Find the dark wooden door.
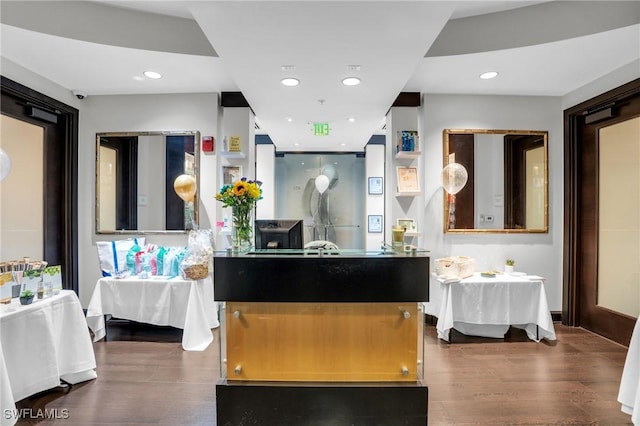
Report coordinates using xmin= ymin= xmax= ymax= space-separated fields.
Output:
xmin=565 ymin=79 xmax=640 ymax=346
xmin=504 ymin=134 xmax=544 ymax=229
xmin=1 ymin=77 xmax=78 ymax=292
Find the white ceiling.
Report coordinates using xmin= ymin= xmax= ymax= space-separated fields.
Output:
xmin=1 ymin=1 xmax=639 ymax=151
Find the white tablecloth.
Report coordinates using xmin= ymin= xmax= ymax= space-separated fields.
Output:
xmin=86 ymin=276 xmax=219 ymax=351
xmin=436 ymin=273 xmax=556 ymax=342
xmin=619 ymin=317 xmax=640 ymax=425
xmin=0 ymin=290 xmax=97 ymax=426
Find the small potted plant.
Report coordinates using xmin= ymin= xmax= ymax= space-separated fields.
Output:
xmin=505 ymin=259 xmax=515 ymax=274
xmin=19 ymin=289 xmax=34 ymax=305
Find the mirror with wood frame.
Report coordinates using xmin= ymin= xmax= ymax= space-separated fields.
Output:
xmin=443 ymin=129 xmax=548 ymax=233
xmin=95 ymin=131 xmax=200 ymax=234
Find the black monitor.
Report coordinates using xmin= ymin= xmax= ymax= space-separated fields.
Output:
xmin=255 ymin=219 xmax=304 ymax=250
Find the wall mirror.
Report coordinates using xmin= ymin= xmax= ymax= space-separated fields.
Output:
xmin=443 ymin=129 xmax=548 ymax=233
xmin=96 ymin=131 xmax=200 ymax=234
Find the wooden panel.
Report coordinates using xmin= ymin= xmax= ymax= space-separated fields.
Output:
xmin=225 ymin=302 xmax=419 ymax=382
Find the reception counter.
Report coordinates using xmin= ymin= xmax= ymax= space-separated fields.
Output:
xmin=214 ymin=250 xmax=430 ymax=425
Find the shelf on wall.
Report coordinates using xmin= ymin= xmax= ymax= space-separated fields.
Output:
xmin=404 ymin=231 xmax=421 ymax=237
xmin=220 ymin=151 xmax=245 ymax=159
xmin=395 ymin=191 xmax=422 ymax=197
xmin=395 ymin=151 xmax=421 ymax=160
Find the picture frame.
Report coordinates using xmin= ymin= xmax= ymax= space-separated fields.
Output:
xmin=368 ymin=215 xmax=383 ymax=233
xmin=222 ymin=165 xmax=242 ymax=185
xmin=396 ymin=167 xmax=420 ymax=193
xmin=397 ymin=218 xmax=417 ymax=232
xmin=368 ymin=177 xmax=383 ymax=195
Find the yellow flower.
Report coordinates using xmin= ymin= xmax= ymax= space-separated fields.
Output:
xmin=233 ymin=181 xmax=247 ymax=196
xmin=216 ymin=177 xmax=263 ymax=208
xmin=247 ymin=183 xmax=261 ymax=199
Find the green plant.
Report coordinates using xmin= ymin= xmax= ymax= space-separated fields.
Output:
xmin=506 ymin=259 xmax=515 ymax=266
xmin=20 ymin=289 xmax=34 ymax=298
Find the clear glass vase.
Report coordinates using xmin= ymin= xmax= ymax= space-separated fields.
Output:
xmin=232 ymin=204 xmax=254 ymax=252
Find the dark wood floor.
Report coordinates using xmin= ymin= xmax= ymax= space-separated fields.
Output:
xmin=16 ymin=323 xmax=633 ymax=425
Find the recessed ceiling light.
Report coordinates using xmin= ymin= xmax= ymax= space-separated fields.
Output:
xmin=281 ymin=77 xmax=300 ymax=87
xmin=286 ymin=117 xmax=293 ymax=122
xmin=479 ymin=71 xmax=498 ymax=80
xmin=342 ymin=77 xmax=361 ymax=86
xmin=294 ymin=142 xmax=300 ymax=146
xmin=347 ymin=117 xmax=356 ymax=122
xmin=340 ymin=143 xmax=346 ymax=146
xmin=143 ymin=71 xmax=162 ymax=79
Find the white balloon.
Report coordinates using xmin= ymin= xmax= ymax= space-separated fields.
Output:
xmin=440 ymin=163 xmax=468 ymax=195
xmin=0 ymin=148 xmax=11 ymax=182
xmin=315 ymin=174 xmax=330 ymax=194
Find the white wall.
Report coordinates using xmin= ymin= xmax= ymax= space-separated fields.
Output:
xmin=136 ymin=135 xmax=166 ymax=230
xmin=420 ymin=94 xmax=564 ymax=314
xmin=365 ymin=143 xmax=385 ymax=250
xmin=4 ymin=55 xmax=638 ymax=313
xmin=79 ymin=94 xmax=219 ymax=305
xmin=563 ymin=59 xmax=640 ymax=109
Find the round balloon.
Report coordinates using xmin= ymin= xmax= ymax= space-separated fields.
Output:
xmin=314 ymin=174 xmax=330 ymax=194
xmin=440 ymin=163 xmax=468 ymax=195
xmin=173 ymin=174 xmax=197 ymax=202
xmin=0 ymin=148 xmax=11 ymax=182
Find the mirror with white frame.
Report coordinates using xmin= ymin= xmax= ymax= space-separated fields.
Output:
xmin=95 ymin=131 xmax=200 ymax=234
xmin=443 ymin=129 xmax=548 ymax=233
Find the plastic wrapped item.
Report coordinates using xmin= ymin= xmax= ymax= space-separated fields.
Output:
xmin=180 ymin=229 xmax=214 ymax=280
xmin=96 ymin=238 xmax=145 ymax=277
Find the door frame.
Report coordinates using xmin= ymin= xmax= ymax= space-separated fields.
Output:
xmin=563 ymin=78 xmax=640 ymax=331
xmin=1 ymin=76 xmax=79 ymax=293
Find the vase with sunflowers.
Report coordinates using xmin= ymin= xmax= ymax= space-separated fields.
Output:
xmin=215 ymin=177 xmax=262 ymax=251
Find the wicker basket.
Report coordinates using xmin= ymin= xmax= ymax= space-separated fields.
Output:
xmin=181 ymin=263 xmax=209 ymax=280
xmin=434 ymin=256 xmax=475 ymax=278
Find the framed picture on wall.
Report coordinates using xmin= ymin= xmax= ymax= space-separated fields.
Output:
xmin=222 ymin=165 xmax=242 ymax=185
xmin=396 ymin=167 xmax=420 ymax=193
xmin=368 ymin=177 xmax=383 ymax=195
xmin=368 ymin=215 xmax=383 ymax=233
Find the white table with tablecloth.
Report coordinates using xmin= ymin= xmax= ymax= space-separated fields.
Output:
xmin=0 ymin=290 xmax=97 ymax=426
xmin=619 ymin=316 xmax=640 ymax=425
xmin=436 ymin=272 xmax=556 ymax=342
xmin=86 ymin=275 xmax=219 ymax=351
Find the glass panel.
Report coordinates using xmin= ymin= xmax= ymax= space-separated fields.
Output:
xmin=525 ymin=146 xmax=545 ymax=229
xmin=597 ymin=117 xmax=640 ymax=317
xmin=99 ymin=146 xmax=117 ymax=231
xmin=0 ymin=115 xmax=44 ymax=260
xmin=219 ymin=302 xmax=227 ymax=379
xmin=223 ymin=302 xmax=419 ymax=382
xmin=275 ymin=153 xmax=365 ymax=249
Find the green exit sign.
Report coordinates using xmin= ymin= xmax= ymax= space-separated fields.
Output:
xmin=313 ymin=122 xmax=330 ymax=136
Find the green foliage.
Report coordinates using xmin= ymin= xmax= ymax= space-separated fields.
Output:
xmin=20 ymin=289 xmax=34 ymax=297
